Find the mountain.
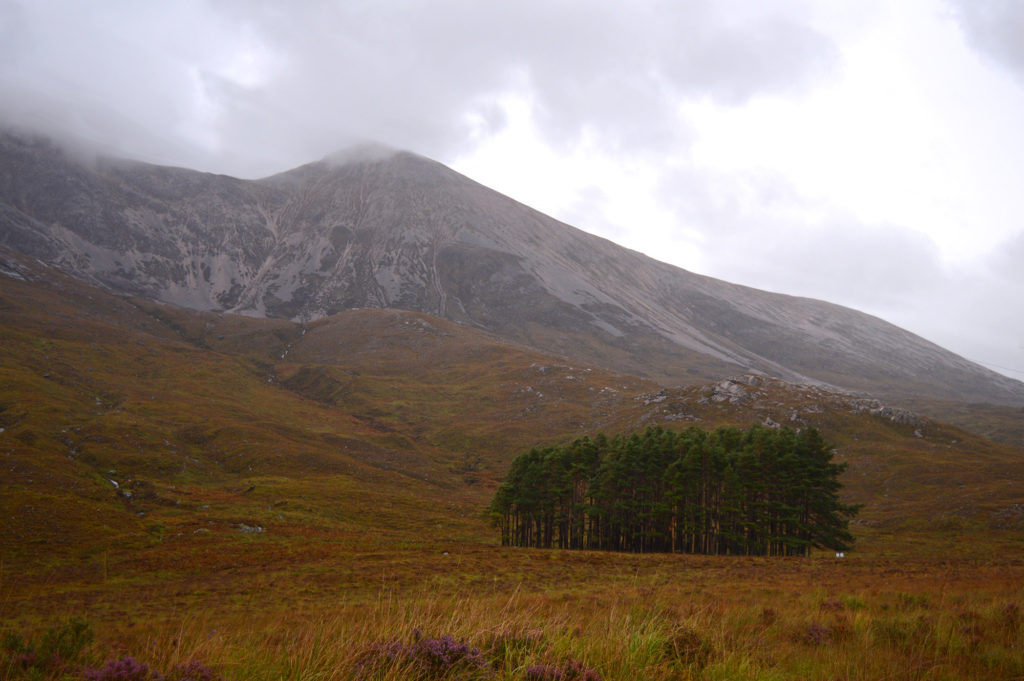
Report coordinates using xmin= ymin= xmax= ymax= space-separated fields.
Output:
xmin=2 ymin=129 xmax=1022 ymax=405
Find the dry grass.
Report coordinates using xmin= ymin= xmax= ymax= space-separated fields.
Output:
xmin=3 ymin=549 xmax=1023 ymax=680
xmin=2 ymin=256 xmax=1024 ymax=679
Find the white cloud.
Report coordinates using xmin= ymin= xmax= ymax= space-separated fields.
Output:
xmin=945 ymin=0 xmax=1024 ymax=84
xmin=0 ymin=0 xmax=843 ymax=176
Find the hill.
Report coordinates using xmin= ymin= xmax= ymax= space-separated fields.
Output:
xmin=3 ymin=248 xmax=1022 ymax=571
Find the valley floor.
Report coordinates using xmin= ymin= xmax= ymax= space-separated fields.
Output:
xmin=3 ymin=536 xmax=1023 ymax=681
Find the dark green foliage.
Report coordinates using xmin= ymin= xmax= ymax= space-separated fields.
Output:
xmin=490 ymin=425 xmax=859 ymax=555
xmin=2 ymin=617 xmax=93 ymax=678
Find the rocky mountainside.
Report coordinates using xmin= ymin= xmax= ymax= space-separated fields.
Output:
xmin=2 ymin=129 xmax=1023 ymax=404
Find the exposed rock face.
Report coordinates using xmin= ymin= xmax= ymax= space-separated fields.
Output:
xmin=2 ymin=129 xmax=1023 ymax=404
xmin=708 ymin=379 xmax=752 ymax=404
xmin=848 ymin=399 xmax=925 ymax=427
xmin=637 ymin=374 xmax=933 ymax=432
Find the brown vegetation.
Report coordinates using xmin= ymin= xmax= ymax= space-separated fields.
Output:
xmin=2 ymin=255 xmax=1023 ymax=679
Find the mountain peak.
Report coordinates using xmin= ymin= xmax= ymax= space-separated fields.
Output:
xmin=322 ymin=141 xmax=402 ymax=167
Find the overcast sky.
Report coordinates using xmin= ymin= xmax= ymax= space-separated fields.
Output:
xmin=1 ymin=0 xmax=1022 ymax=380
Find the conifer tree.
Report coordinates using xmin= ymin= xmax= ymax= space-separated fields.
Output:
xmin=489 ymin=425 xmax=860 ymax=556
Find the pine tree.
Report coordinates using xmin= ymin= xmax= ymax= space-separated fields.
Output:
xmin=491 ymin=424 xmax=859 ymax=555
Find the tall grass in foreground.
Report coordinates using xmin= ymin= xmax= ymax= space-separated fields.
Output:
xmin=3 ymin=587 xmax=1022 ymax=680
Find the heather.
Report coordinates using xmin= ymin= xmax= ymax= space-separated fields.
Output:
xmin=3 ymin=553 xmax=1023 ymax=681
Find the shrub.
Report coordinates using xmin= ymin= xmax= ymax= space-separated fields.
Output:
xmin=840 ymin=595 xmax=867 ymax=611
xmin=797 ymin=622 xmax=833 ymax=647
xmin=354 ymin=630 xmax=492 ymax=681
xmin=523 ymin=659 xmax=602 ymax=681
xmin=479 ymin=627 xmax=545 ymax=669
xmin=895 ymin=593 xmax=930 ymax=610
xmin=663 ymin=626 xmax=714 ymax=668
xmin=819 ymin=599 xmax=844 ymax=612
xmin=79 ymin=657 xmax=224 ymax=681
xmin=82 ymin=656 xmax=163 ymax=681
xmin=167 ymin=660 xmax=225 ymax=681
xmin=1000 ymin=602 xmax=1020 ymax=630
xmin=40 ymin=617 xmax=94 ymax=663
xmin=870 ymin=615 xmax=933 ymax=648
xmin=2 ymin=617 xmax=93 ymax=678
xmin=957 ymin=622 xmax=983 ymax=650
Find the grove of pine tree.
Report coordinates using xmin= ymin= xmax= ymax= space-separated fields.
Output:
xmin=489 ymin=425 xmax=860 ymax=556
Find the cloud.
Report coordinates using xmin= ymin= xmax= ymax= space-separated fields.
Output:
xmin=0 ymin=0 xmax=277 ymax=168
xmin=649 ymin=161 xmax=1024 ymax=374
xmin=667 ymin=175 xmax=948 ymax=310
xmin=0 ymin=1 xmax=29 ymax=66
xmin=895 ymin=233 xmax=1024 ymax=374
xmin=946 ymin=0 xmax=1024 ymax=84
xmin=985 ymin=232 xmax=1024 ymax=353
xmin=0 ymin=0 xmax=840 ymax=176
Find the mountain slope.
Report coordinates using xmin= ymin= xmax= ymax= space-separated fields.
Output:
xmin=1 ymin=129 xmax=1022 ymax=404
xmin=2 ymin=250 xmax=1023 ymax=568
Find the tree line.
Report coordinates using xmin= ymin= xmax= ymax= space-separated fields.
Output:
xmin=489 ymin=425 xmax=860 ymax=556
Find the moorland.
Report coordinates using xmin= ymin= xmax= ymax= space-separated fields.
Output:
xmin=2 ymin=251 xmax=1023 ymax=680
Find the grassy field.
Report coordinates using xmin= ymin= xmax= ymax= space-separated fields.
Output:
xmin=4 ymin=538 xmax=1024 ymax=680
xmin=2 ymin=256 xmax=1023 ymax=679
